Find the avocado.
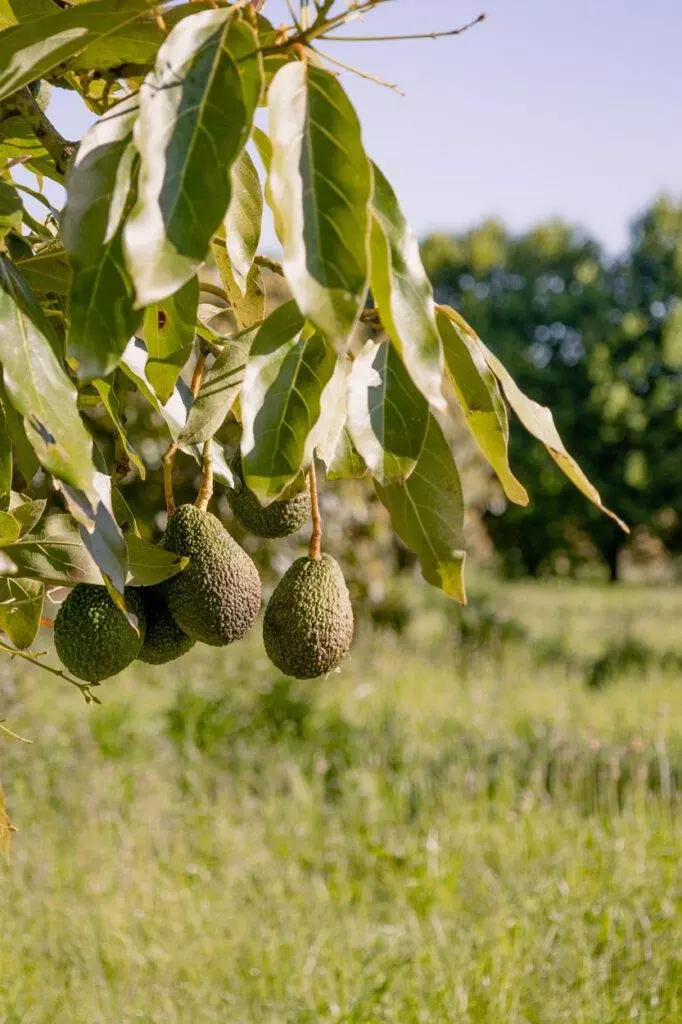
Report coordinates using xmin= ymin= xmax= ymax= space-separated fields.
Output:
xmin=136 ymin=585 xmax=195 ymax=665
xmin=225 ymin=452 xmax=311 ymax=539
xmin=54 ymin=584 xmax=145 ymax=683
xmin=263 ymin=554 xmax=353 ymax=679
xmin=161 ymin=504 xmax=261 ymax=646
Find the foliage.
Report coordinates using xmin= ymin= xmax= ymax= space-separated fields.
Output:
xmin=0 ymin=0 xmax=623 ymax=682
xmin=423 ymin=199 xmax=682 ymax=579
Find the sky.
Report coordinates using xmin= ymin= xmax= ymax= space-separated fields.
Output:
xmin=48 ymin=0 xmax=682 ymax=254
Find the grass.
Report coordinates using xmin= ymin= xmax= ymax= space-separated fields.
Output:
xmin=1 ymin=578 xmax=682 ymax=1022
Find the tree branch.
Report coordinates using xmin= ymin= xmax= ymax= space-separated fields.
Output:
xmin=0 ymin=87 xmax=76 ymax=177
xmin=326 ymin=12 xmax=486 ymax=43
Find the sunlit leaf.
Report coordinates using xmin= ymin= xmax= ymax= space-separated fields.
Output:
xmin=241 ymin=301 xmax=336 ymax=501
xmin=0 ymin=576 xmax=43 ymax=649
xmin=267 ymin=62 xmax=371 ymax=349
xmin=370 ymin=163 xmax=445 ymax=409
xmin=9 ymin=493 xmax=46 ymax=537
xmin=125 ymin=534 xmax=188 ymax=587
xmin=0 ymin=510 xmax=19 ymax=545
xmin=92 ymin=376 xmax=145 ymax=479
xmin=440 ymin=306 xmax=628 ymax=531
xmin=0 ymin=513 xmax=101 ymax=586
xmin=212 ymin=242 xmax=265 ymax=330
xmin=181 ymin=337 xmax=251 ymax=446
xmin=376 ymin=414 xmax=467 ymax=603
xmin=124 ymin=8 xmax=263 ymax=304
xmin=326 ymin=427 xmax=367 ymax=481
xmin=225 ymin=149 xmax=262 ymax=296
xmin=62 ymin=93 xmax=140 ymax=380
xmin=76 ymin=462 xmax=128 ymax=599
xmin=437 ymin=307 xmax=528 ymax=506
xmin=347 ymin=338 xmax=428 ymax=485
xmin=143 ymin=276 xmax=198 ymax=403
xmin=0 ymin=257 xmax=98 ymax=517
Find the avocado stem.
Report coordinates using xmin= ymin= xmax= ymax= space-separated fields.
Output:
xmin=195 ymin=440 xmax=214 ymax=512
xmin=308 ymin=461 xmax=322 ymax=561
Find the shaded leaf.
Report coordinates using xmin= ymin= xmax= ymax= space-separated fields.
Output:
xmin=0 ymin=378 xmax=38 ymax=484
xmin=0 ymin=0 xmax=153 ymax=103
xmin=0 ymin=257 xmax=98 ymax=517
xmin=347 ymin=338 xmax=428 ymax=485
xmin=0 ymin=510 xmax=19 ymax=545
xmin=0 ymin=180 xmax=21 ymax=238
xmin=77 ymin=462 xmax=128 ymax=599
xmin=0 ymin=513 xmax=101 ymax=586
xmin=241 ymin=301 xmax=336 ymax=501
xmin=370 ymin=163 xmax=445 ymax=409
xmin=225 ymin=149 xmax=262 ymax=296
xmin=326 ymin=427 xmax=367 ymax=481
xmin=92 ymin=376 xmax=145 ymax=479
xmin=212 ymin=243 xmax=265 ymax=330
xmin=267 ymin=62 xmax=371 ymax=349
xmin=125 ymin=534 xmax=188 ymax=586
xmin=0 ymin=576 xmax=42 ymax=649
xmin=0 ymin=392 xmax=12 ymax=511
xmin=62 ymin=93 xmax=141 ymax=380
xmin=376 ymin=414 xmax=467 ymax=603
xmin=112 ymin=485 xmax=140 ymax=537
xmin=181 ymin=338 xmax=251 ymax=446
xmin=143 ymin=276 xmax=198 ymax=403
xmin=124 ymin=9 xmax=263 ymax=304
xmin=9 ymin=493 xmax=45 ymax=536
xmin=14 ymin=249 xmax=71 ymax=295
xmin=437 ymin=307 xmax=528 ymax=506
xmin=442 ymin=306 xmax=628 ymax=531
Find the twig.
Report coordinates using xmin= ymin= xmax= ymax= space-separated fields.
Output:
xmin=0 ymin=87 xmax=76 ymax=176
xmin=0 ymin=720 xmax=32 ymax=744
xmin=199 ymin=280 xmax=230 ymax=303
xmin=0 ymin=640 xmax=100 ymax=704
xmin=255 ymin=255 xmax=284 ymax=276
xmin=325 ymin=12 xmax=486 ymax=43
xmin=313 ymin=47 xmax=404 ymax=93
xmin=308 ymin=460 xmax=322 ymax=561
xmin=195 ymin=441 xmax=214 ymax=512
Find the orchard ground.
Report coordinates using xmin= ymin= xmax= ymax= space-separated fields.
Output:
xmin=1 ymin=578 xmax=682 ymax=1023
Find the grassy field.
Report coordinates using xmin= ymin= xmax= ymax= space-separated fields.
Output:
xmin=1 ymin=579 xmax=682 ymax=1023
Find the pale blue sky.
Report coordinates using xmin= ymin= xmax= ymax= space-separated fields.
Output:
xmin=48 ymin=0 xmax=681 ymax=253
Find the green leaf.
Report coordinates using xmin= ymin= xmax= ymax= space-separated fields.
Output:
xmin=0 ymin=392 xmax=12 ymax=511
xmin=0 ymin=576 xmax=43 ymax=649
xmin=267 ymin=62 xmax=372 ymax=349
xmin=0 ymin=0 xmax=57 ymax=30
xmin=370 ymin=164 xmax=445 ymax=409
xmin=212 ymin=242 xmax=265 ymax=330
xmin=62 ymin=93 xmax=141 ymax=380
xmin=376 ymin=414 xmax=467 ymax=603
xmin=119 ymin=337 xmax=234 ymax=486
xmin=0 ymin=257 xmax=98 ymax=517
xmin=14 ymin=249 xmax=71 ymax=295
xmin=306 ymin=355 xmax=348 ymax=466
xmin=143 ymin=276 xmax=198 ymax=403
xmin=0 ymin=378 xmax=37 ymax=484
xmin=347 ymin=338 xmax=429 ymax=485
xmin=0 ymin=513 xmax=101 ymax=586
xmin=225 ymin=149 xmax=262 ymax=296
xmin=124 ymin=9 xmax=263 ymax=304
xmin=73 ymin=457 xmax=128 ymax=598
xmin=0 ymin=0 xmax=153 ymax=103
xmin=112 ymin=485 xmax=140 ymax=537
xmin=92 ymin=376 xmax=145 ymax=479
xmin=180 ymin=337 xmax=251 ymax=446
xmin=326 ymin=428 xmax=367 ymax=481
xmin=436 ymin=307 xmax=529 ymax=506
xmin=9 ymin=493 xmax=46 ymax=537
xmin=443 ymin=306 xmax=628 ymax=531
xmin=0 ymin=510 xmax=19 ymax=545
xmin=0 ymin=180 xmax=21 ymax=239
xmin=125 ymin=534 xmax=188 ymax=587
xmin=241 ymin=301 xmax=336 ymax=501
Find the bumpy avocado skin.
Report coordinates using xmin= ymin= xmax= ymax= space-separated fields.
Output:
xmin=226 ymin=453 xmax=310 ymax=539
xmin=54 ymin=584 xmax=146 ymax=683
xmin=161 ymin=504 xmax=261 ymax=646
xmin=263 ymin=554 xmax=354 ymax=679
xmin=136 ymin=586 xmax=195 ymax=665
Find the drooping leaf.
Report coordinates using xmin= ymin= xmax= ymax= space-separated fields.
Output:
xmin=124 ymin=8 xmax=263 ymax=304
xmin=119 ymin=336 xmax=234 ymax=486
xmin=112 ymin=485 xmax=140 ymax=537
xmin=0 ymin=0 xmax=153 ymax=103
xmin=0 ymin=510 xmax=19 ymax=545
xmin=212 ymin=243 xmax=265 ymax=330
xmin=0 ymin=257 xmax=98 ymax=517
xmin=0 ymin=378 xmax=38 ymax=485
xmin=370 ymin=163 xmax=445 ymax=409
xmin=125 ymin=534 xmax=188 ymax=587
xmin=267 ymin=62 xmax=372 ymax=349
xmin=0 ymin=576 xmax=43 ymax=649
xmin=0 ymin=393 xmax=12 ymax=511
xmin=62 ymin=93 xmax=141 ymax=380
xmin=0 ymin=180 xmax=22 ymax=239
xmin=143 ymin=276 xmax=198 ymax=403
xmin=376 ymin=414 xmax=467 ymax=603
xmin=181 ymin=337 xmax=251 ymax=446
xmin=306 ymin=355 xmax=348 ymax=467
xmin=0 ymin=513 xmax=101 ymax=586
xmin=241 ymin=301 xmax=337 ymax=501
xmin=91 ymin=376 xmax=145 ymax=479
xmin=437 ymin=307 xmax=529 ymax=506
xmin=225 ymin=149 xmax=262 ymax=296
xmin=347 ymin=338 xmax=429 ymax=485
xmin=9 ymin=493 xmax=46 ymax=537
xmin=440 ymin=306 xmax=628 ymax=530
xmin=77 ymin=463 xmax=128 ymax=599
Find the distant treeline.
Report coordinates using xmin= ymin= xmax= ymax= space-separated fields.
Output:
xmin=421 ymin=195 xmax=682 ymax=580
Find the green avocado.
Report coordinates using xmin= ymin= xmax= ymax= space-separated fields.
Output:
xmin=225 ymin=452 xmax=311 ymax=539
xmin=136 ymin=586 xmax=195 ymax=665
xmin=161 ymin=504 xmax=261 ymax=646
xmin=54 ymin=584 xmax=145 ymax=683
xmin=263 ymin=554 xmax=354 ymax=679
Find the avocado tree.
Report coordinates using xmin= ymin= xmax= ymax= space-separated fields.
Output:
xmin=0 ymin=0 xmax=627 ymax=708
